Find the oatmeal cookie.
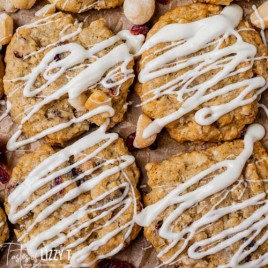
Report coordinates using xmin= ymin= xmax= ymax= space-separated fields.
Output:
xmin=48 ymin=0 xmax=124 ymax=13
xmin=4 ymin=129 xmax=141 ymax=267
xmin=136 ymin=3 xmax=267 ymax=144
xmin=138 ymin=124 xmax=268 ymax=267
xmin=4 ymin=12 xmax=135 ymax=149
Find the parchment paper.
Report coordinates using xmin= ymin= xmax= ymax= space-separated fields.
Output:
xmin=0 ymin=0 xmax=267 ymax=267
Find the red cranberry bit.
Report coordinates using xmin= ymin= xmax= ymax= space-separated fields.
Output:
xmin=71 ymin=167 xmax=82 ymax=177
xmin=106 ymin=80 xmax=119 ymax=97
xmin=125 ymin=132 xmax=136 ymax=152
xmin=108 ymin=87 xmax=118 ymax=97
xmin=130 ymin=24 xmax=150 ymax=37
xmin=243 ymin=255 xmax=251 ymax=263
xmin=53 ymin=176 xmax=64 ymax=194
xmin=248 ymin=240 xmax=256 ymax=248
xmin=13 ymin=51 xmax=23 ymax=59
xmin=76 ymin=178 xmax=85 ymax=187
xmin=55 ymin=176 xmax=63 ymax=185
xmin=54 ymin=54 xmax=62 ymax=62
xmin=0 ymin=164 xmax=10 ymax=184
xmin=156 ymin=0 xmax=171 ymax=5
xmin=155 ymin=220 xmax=163 ymax=231
xmin=72 ymin=167 xmax=84 ymax=187
xmin=99 ymin=259 xmax=133 ymax=268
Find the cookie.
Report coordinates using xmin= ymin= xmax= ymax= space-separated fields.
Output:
xmin=0 ymin=207 xmax=9 ymax=245
xmin=136 ymin=124 xmax=268 ymax=267
xmin=4 ymin=12 xmax=137 ymax=151
xmin=48 ymin=0 xmax=124 ymax=13
xmin=136 ymin=4 xmax=267 ymax=144
xmin=5 ymin=125 xmax=141 ymax=267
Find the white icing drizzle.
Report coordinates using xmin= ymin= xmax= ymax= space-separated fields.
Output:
xmin=7 ymin=121 xmax=138 ymax=267
xmin=6 ymin=14 xmax=144 ymax=151
xmin=137 ymin=5 xmax=267 ymax=140
xmin=252 ymin=5 xmax=267 ymax=47
xmin=135 ymin=123 xmax=268 ymax=267
xmin=117 ymin=30 xmax=145 ymax=54
xmin=0 ymin=100 xmax=11 ymax=122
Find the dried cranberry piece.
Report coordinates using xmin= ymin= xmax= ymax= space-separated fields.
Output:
xmin=71 ymin=168 xmax=85 ymax=186
xmin=155 ymin=220 xmax=163 ymax=231
xmin=242 ymin=238 xmax=256 ymax=249
xmin=53 ymin=176 xmax=64 ymax=194
xmin=99 ymin=259 xmax=133 ymax=268
xmin=131 ymin=24 xmax=150 ymax=37
xmin=108 ymin=87 xmax=118 ymax=97
xmin=54 ymin=54 xmax=61 ymax=61
xmin=0 ymin=164 xmax=10 ymax=184
xmin=55 ymin=176 xmax=63 ymax=185
xmin=243 ymin=255 xmax=251 ymax=263
xmin=72 ymin=168 xmax=82 ymax=177
xmin=248 ymin=240 xmax=256 ymax=248
xmin=156 ymin=0 xmax=171 ymax=5
xmin=106 ymin=79 xmax=119 ymax=96
xmin=76 ymin=178 xmax=85 ymax=187
xmin=13 ymin=51 xmax=23 ymax=59
xmin=125 ymin=132 xmax=136 ymax=152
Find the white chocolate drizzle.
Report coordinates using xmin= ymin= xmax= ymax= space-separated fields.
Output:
xmin=0 ymin=100 xmax=11 ymax=122
xmin=7 ymin=121 xmax=138 ymax=267
xmin=135 ymin=123 xmax=268 ymax=267
xmin=137 ymin=5 xmax=267 ymax=140
xmin=5 ymin=13 xmax=144 ymax=151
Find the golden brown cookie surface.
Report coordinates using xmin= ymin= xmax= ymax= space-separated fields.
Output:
xmin=4 ymin=12 xmax=134 ymax=148
xmin=143 ymin=137 xmax=268 ymax=267
xmin=5 ymin=133 xmax=141 ymax=267
xmin=136 ymin=3 xmax=267 ymax=143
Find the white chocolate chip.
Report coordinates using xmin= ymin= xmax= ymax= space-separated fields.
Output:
xmin=12 ymin=0 xmax=37 ymax=10
xmin=68 ymin=94 xmax=88 ymax=112
xmin=134 ymin=114 xmax=157 ymax=149
xmin=0 ymin=13 xmax=13 ymax=46
xmin=35 ymin=4 xmax=56 ymax=17
xmin=250 ymin=2 xmax=268 ymax=29
xmin=124 ymin=0 xmax=155 ymax=25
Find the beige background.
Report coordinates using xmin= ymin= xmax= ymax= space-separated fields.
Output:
xmin=0 ymin=0 xmax=267 ymax=267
